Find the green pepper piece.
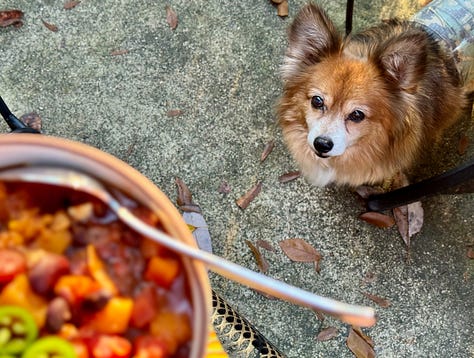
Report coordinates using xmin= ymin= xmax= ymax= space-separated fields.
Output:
xmin=21 ymin=336 xmax=76 ymax=358
xmin=0 ymin=306 xmax=38 ymax=355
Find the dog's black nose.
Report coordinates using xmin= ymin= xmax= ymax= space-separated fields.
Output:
xmin=313 ymin=136 xmax=333 ymax=154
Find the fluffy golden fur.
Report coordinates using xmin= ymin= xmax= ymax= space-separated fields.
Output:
xmin=278 ymin=3 xmax=467 ymax=187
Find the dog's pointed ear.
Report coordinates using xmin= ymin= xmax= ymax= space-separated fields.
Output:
xmin=375 ymin=33 xmax=428 ymax=92
xmin=281 ymin=4 xmax=341 ymax=81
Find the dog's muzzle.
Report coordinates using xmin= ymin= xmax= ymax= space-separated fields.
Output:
xmin=313 ymin=136 xmax=333 ymax=158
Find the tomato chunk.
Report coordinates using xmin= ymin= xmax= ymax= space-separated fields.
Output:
xmin=0 ymin=249 xmax=26 ymax=284
xmin=90 ymin=335 xmax=132 ymax=358
xmin=54 ymin=275 xmax=101 ymax=306
xmin=133 ymin=335 xmax=167 ymax=358
xmin=130 ymin=285 xmax=157 ymax=329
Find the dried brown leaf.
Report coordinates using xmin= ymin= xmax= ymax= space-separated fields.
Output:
xmin=236 ymin=182 xmax=262 ymax=209
xmin=256 ymin=239 xmax=276 ymax=252
xmin=393 ymin=201 xmax=424 ymax=247
xmin=347 ymin=327 xmax=375 ymax=358
xmin=42 ymin=19 xmax=58 ymax=32
xmin=167 ymin=109 xmax=182 ymax=117
xmin=407 ymin=201 xmax=423 ymax=237
xmin=467 ymin=247 xmax=474 ymax=259
xmin=175 ymin=177 xmax=194 ymax=207
xmin=260 ymin=140 xmax=274 ymax=162
xmin=362 ymin=292 xmax=391 ymax=308
xmin=19 ymin=112 xmax=42 ymax=132
xmin=359 ymin=211 xmax=395 ymax=228
xmin=316 ymin=326 xmax=338 ymax=341
xmin=278 ymin=171 xmax=300 ymax=183
xmin=110 ymin=49 xmax=128 ymax=56
xmin=458 ymin=135 xmax=469 ymax=155
xmin=0 ymin=10 xmax=23 ymax=27
xmin=352 ymin=326 xmax=375 ymax=348
xmin=271 ymin=0 xmax=285 ymax=4
xmin=64 ymin=0 xmax=80 ymax=10
xmin=277 ymin=0 xmax=289 ymax=17
xmin=217 ymin=180 xmax=231 ymax=194
xmin=393 ymin=206 xmax=409 ymax=247
xmin=279 ymin=238 xmax=321 ymax=263
xmin=166 ymin=5 xmax=178 ymax=30
xmin=245 ymin=240 xmax=269 ymax=273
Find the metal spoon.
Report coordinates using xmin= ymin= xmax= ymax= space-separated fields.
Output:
xmin=0 ymin=165 xmax=376 ymax=327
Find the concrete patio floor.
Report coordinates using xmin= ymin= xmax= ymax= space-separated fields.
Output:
xmin=1 ymin=0 xmax=473 ymax=357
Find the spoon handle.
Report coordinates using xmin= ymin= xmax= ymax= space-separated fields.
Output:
xmin=115 ymin=206 xmax=376 ymax=327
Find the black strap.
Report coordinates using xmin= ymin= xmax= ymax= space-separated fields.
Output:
xmin=0 ymin=96 xmax=40 ymax=134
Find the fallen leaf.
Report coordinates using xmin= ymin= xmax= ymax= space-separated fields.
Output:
xmin=278 ymin=171 xmax=300 ymax=183
xmin=236 ymin=182 xmax=262 ymax=209
xmin=256 ymin=239 xmax=276 ymax=252
xmin=0 ymin=10 xmax=23 ymax=27
xmin=346 ymin=327 xmax=375 ymax=358
xmin=362 ymin=292 xmax=391 ymax=308
xmin=19 ymin=112 xmax=42 ymax=132
xmin=458 ymin=135 xmax=469 ymax=155
xmin=279 ymin=238 xmax=322 ymax=263
xmin=359 ymin=211 xmax=395 ymax=228
xmin=245 ymin=240 xmax=269 ymax=273
xmin=467 ymin=247 xmax=474 ymax=259
xmin=271 ymin=0 xmax=285 ymax=4
xmin=407 ymin=201 xmax=423 ymax=237
xmin=175 ymin=177 xmax=193 ymax=207
xmin=63 ymin=0 xmax=80 ymax=10
xmin=393 ymin=205 xmax=410 ymax=246
xmin=167 ymin=109 xmax=182 ymax=117
xmin=393 ymin=201 xmax=424 ymax=247
xmin=260 ymin=140 xmax=274 ymax=162
xmin=217 ymin=180 xmax=231 ymax=194
xmin=42 ymin=19 xmax=58 ymax=32
xmin=110 ymin=49 xmax=128 ymax=56
xmin=352 ymin=327 xmax=374 ymax=348
xmin=165 ymin=5 xmax=178 ymax=30
xmin=316 ymin=326 xmax=338 ymax=341
xmin=277 ymin=0 xmax=289 ymax=17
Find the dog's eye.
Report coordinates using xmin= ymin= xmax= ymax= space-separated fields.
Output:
xmin=347 ymin=110 xmax=365 ymax=123
xmin=311 ymin=96 xmax=325 ymax=109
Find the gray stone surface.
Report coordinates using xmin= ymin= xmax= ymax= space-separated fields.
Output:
xmin=1 ymin=0 xmax=473 ymax=357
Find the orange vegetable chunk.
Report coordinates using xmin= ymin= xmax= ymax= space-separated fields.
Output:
xmin=0 ymin=273 xmax=48 ymax=327
xmin=144 ymin=256 xmax=180 ymax=289
xmin=86 ymin=244 xmax=118 ymax=295
xmin=86 ymin=297 xmax=134 ymax=334
xmin=150 ymin=311 xmax=191 ymax=355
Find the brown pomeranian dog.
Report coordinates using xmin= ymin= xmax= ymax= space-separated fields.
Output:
xmin=278 ymin=3 xmax=467 ymax=187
